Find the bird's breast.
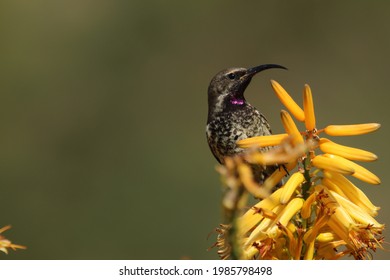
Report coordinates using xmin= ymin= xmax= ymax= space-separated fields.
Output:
xmin=206 ymin=108 xmax=271 ymax=162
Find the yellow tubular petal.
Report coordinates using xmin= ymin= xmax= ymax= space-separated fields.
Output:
xmin=237 ymin=134 xmax=289 ymax=148
xmin=237 ymin=188 xmax=283 ymax=236
xmin=303 ymin=214 xmax=329 ymax=244
xmin=260 ymin=208 xmax=278 ymax=220
xmin=237 ymin=163 xmax=270 ymax=198
xmin=317 ymin=240 xmax=346 ymax=259
xmin=303 ymin=228 xmax=314 ymax=244
xmin=287 ymin=222 xmax=297 ymax=234
xmin=303 ymin=84 xmax=316 ymax=131
xmin=280 ymin=172 xmax=305 ymax=204
xmin=0 ymin=225 xmax=12 ymax=234
xmin=329 ymin=190 xmax=383 ymax=227
xmin=304 ymin=239 xmax=315 ymax=260
xmin=245 ymin=205 xmax=285 ymax=245
xmin=316 ymin=232 xmax=337 ymax=243
xmin=245 ymin=152 xmax=283 ymax=166
xmin=280 ymin=110 xmax=304 ymax=144
xmin=263 ymin=161 xmax=297 ymax=192
xmin=327 ymin=213 xmax=351 ymax=243
xmin=311 ymin=154 xmax=355 ymax=175
xmin=244 ymin=215 xmax=274 ymax=245
xmin=265 ymin=198 xmax=304 ymax=239
xmin=278 ymin=223 xmax=297 ymax=256
xmin=301 ymin=191 xmax=318 ymax=219
xmin=323 ymin=171 xmax=380 ymax=216
xmin=242 ymin=246 xmax=260 ymax=260
xmin=319 ymin=138 xmax=377 ymax=162
xmin=323 ymin=154 xmax=381 ymax=185
xmin=276 ymin=198 xmax=304 ymax=226
xmin=293 ymin=235 xmax=303 ymax=260
xmin=0 ymin=247 xmax=9 ymax=254
xmin=324 ymin=201 xmax=355 ymax=244
xmin=271 ymin=80 xmax=305 ymax=121
xmin=324 ymin=123 xmax=381 ymax=136
xmin=315 ymin=185 xmax=355 ymax=239
xmin=322 ymin=177 xmax=352 ymax=207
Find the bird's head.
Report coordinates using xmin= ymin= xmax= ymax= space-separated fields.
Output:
xmin=207 ymin=64 xmax=287 ymax=119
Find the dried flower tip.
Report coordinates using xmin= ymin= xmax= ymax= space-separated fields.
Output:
xmin=246 ymin=199 xmax=303 ymax=247
xmin=259 ymin=208 xmax=279 ymax=220
xmin=271 ymin=80 xmax=305 ymax=121
xmin=210 ymin=224 xmax=232 ymax=260
xmin=280 ymin=110 xmax=304 ymax=144
xmin=319 ymin=138 xmax=377 ymax=162
xmin=324 ymin=123 xmax=381 ymax=136
xmin=303 ymin=84 xmax=316 ymax=131
xmin=311 ymin=154 xmax=355 ymax=175
xmin=280 ymin=172 xmax=305 ymax=204
xmin=314 ymin=186 xmax=355 ymax=242
xmin=323 ymin=154 xmax=381 ymax=185
xmin=237 ymin=133 xmax=288 ymax=148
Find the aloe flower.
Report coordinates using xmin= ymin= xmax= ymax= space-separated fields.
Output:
xmin=0 ymin=225 xmax=26 ymax=254
xmin=213 ymin=80 xmax=384 ymax=260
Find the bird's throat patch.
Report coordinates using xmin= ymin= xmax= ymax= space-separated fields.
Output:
xmin=230 ymin=98 xmax=245 ymax=105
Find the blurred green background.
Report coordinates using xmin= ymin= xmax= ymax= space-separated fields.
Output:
xmin=0 ymin=0 xmax=389 ymax=259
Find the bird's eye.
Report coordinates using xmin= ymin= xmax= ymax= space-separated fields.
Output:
xmin=227 ymin=73 xmax=236 ymax=80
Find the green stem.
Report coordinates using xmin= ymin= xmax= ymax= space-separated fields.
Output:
xmin=224 ymin=186 xmax=245 ymax=260
xmin=302 ymin=152 xmax=312 ymax=199
xmin=300 ymin=151 xmax=314 ymax=259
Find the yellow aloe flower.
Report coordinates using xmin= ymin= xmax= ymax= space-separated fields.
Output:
xmin=214 ymin=81 xmax=384 ymax=260
xmin=271 ymin=80 xmax=305 ymax=121
xmin=0 ymin=225 xmax=26 ymax=254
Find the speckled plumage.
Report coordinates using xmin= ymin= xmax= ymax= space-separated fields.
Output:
xmin=206 ymin=104 xmax=272 ymax=163
xmin=206 ymin=64 xmax=287 ymax=183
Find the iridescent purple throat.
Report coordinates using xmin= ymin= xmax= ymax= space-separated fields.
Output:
xmin=230 ymin=98 xmax=244 ymax=105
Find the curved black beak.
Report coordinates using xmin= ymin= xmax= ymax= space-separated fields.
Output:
xmin=246 ymin=64 xmax=288 ymax=77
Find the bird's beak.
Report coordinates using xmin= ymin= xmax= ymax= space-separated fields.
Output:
xmin=246 ymin=64 xmax=288 ymax=78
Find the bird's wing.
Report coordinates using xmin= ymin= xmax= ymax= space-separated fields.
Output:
xmin=260 ymin=113 xmax=272 ymax=134
xmin=206 ymin=133 xmax=222 ymax=164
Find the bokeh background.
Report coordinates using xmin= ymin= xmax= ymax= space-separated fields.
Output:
xmin=0 ymin=0 xmax=389 ymax=260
